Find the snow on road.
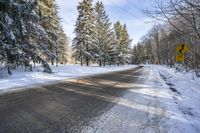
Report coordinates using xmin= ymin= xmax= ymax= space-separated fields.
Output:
xmin=0 ymin=65 xmax=136 ymax=93
xmin=81 ymin=66 xmax=200 ymax=133
xmin=1 ymin=65 xmax=200 ymax=132
xmin=156 ymin=66 xmax=200 ymax=132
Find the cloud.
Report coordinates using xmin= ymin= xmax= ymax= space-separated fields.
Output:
xmin=124 ymin=18 xmax=154 ymax=45
xmin=56 ymin=0 xmax=79 ymax=39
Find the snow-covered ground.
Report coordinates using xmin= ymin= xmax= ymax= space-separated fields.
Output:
xmin=1 ymin=65 xmax=200 ymax=132
xmin=156 ymin=66 xmax=200 ymax=133
xmin=0 ymin=65 xmax=136 ymax=93
xmin=81 ymin=65 xmax=200 ymax=133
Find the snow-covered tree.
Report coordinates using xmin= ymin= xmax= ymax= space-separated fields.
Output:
xmin=37 ymin=0 xmax=59 ymax=65
xmin=121 ymin=24 xmax=132 ymax=64
xmin=0 ymin=0 xmax=70 ymax=74
xmin=38 ymin=0 xmax=69 ymax=66
xmin=93 ymin=1 xmax=115 ymax=66
xmin=57 ymin=28 xmax=70 ymax=64
xmin=0 ymin=0 xmax=58 ymax=74
xmin=114 ymin=21 xmax=132 ymax=65
xmin=73 ymin=0 xmax=95 ymax=66
xmin=114 ymin=21 xmax=123 ymax=65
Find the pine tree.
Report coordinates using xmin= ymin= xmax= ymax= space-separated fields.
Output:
xmin=37 ymin=0 xmax=69 ymax=66
xmin=114 ymin=21 xmax=123 ymax=65
xmin=73 ymin=0 xmax=95 ymax=66
xmin=37 ymin=0 xmax=58 ymax=65
xmin=0 ymin=0 xmax=69 ymax=74
xmin=114 ymin=21 xmax=132 ymax=65
xmin=108 ymin=34 xmax=118 ymax=66
xmin=121 ymin=24 xmax=132 ymax=64
xmin=51 ymin=2 xmax=70 ymax=66
xmin=0 ymin=1 xmax=16 ymax=74
xmin=57 ymin=28 xmax=70 ymax=64
xmin=0 ymin=0 xmax=53 ymax=74
xmin=94 ymin=1 xmax=115 ymax=66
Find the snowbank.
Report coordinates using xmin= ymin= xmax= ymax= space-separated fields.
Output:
xmin=0 ymin=65 xmax=136 ymax=93
xmin=155 ymin=66 xmax=200 ymax=133
xmin=81 ymin=65 xmax=200 ymax=133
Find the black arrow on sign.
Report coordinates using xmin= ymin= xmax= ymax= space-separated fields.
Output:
xmin=179 ymin=44 xmax=184 ymax=54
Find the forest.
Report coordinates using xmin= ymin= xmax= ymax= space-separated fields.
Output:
xmin=73 ymin=0 xmax=132 ymax=67
xmin=0 ymin=0 xmax=132 ymax=74
xmin=1 ymin=0 xmax=200 ymax=77
xmin=132 ymin=0 xmax=200 ymax=76
xmin=0 ymin=0 xmax=71 ymax=74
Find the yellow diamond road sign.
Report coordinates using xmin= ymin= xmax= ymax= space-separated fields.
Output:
xmin=176 ymin=54 xmax=185 ymax=62
xmin=176 ymin=43 xmax=190 ymax=54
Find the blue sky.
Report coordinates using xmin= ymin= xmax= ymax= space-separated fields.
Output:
xmin=56 ymin=0 xmax=155 ymax=45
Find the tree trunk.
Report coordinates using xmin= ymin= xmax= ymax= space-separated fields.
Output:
xmin=51 ymin=58 xmax=54 ymax=65
xmin=156 ymin=40 xmax=160 ymax=64
xmin=56 ymin=54 xmax=58 ymax=67
xmin=86 ymin=57 xmax=89 ymax=66
xmin=81 ymin=58 xmax=83 ymax=66
xmin=99 ymin=60 xmax=102 ymax=67
xmin=33 ymin=60 xmax=36 ymax=68
xmin=103 ymin=60 xmax=106 ymax=66
xmin=56 ymin=57 xmax=58 ymax=67
xmin=7 ymin=66 xmax=12 ymax=75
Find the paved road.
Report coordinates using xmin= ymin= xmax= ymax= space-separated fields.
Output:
xmin=87 ymin=66 xmax=169 ymax=133
xmin=0 ymin=66 xmax=143 ymax=133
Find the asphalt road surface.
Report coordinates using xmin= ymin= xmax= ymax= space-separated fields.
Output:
xmin=0 ymin=66 xmax=143 ymax=133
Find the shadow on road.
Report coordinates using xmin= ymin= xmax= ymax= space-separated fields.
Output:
xmin=0 ymin=66 xmax=188 ymax=133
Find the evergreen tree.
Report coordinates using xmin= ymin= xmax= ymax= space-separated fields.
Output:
xmin=121 ymin=24 xmax=132 ymax=64
xmin=106 ymin=33 xmax=118 ymax=66
xmin=114 ymin=21 xmax=123 ymax=65
xmin=114 ymin=21 xmax=132 ymax=65
xmin=57 ymin=28 xmax=70 ymax=64
xmin=0 ymin=0 xmax=69 ymax=74
xmin=0 ymin=0 xmax=52 ymax=74
xmin=51 ymin=2 xmax=69 ymax=66
xmin=73 ymin=0 xmax=95 ymax=66
xmin=37 ymin=0 xmax=58 ymax=65
xmin=94 ymin=1 xmax=115 ymax=66
xmin=37 ymin=0 xmax=69 ymax=66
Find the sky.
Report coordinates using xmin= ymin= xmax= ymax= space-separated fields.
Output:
xmin=56 ymin=0 xmax=155 ymax=46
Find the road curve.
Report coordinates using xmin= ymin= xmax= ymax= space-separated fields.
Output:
xmin=0 ymin=66 xmax=143 ymax=133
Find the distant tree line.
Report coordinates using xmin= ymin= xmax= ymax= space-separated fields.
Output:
xmin=0 ymin=0 xmax=70 ymax=74
xmin=73 ymin=0 xmax=132 ymax=66
xmin=132 ymin=0 xmax=200 ymax=77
